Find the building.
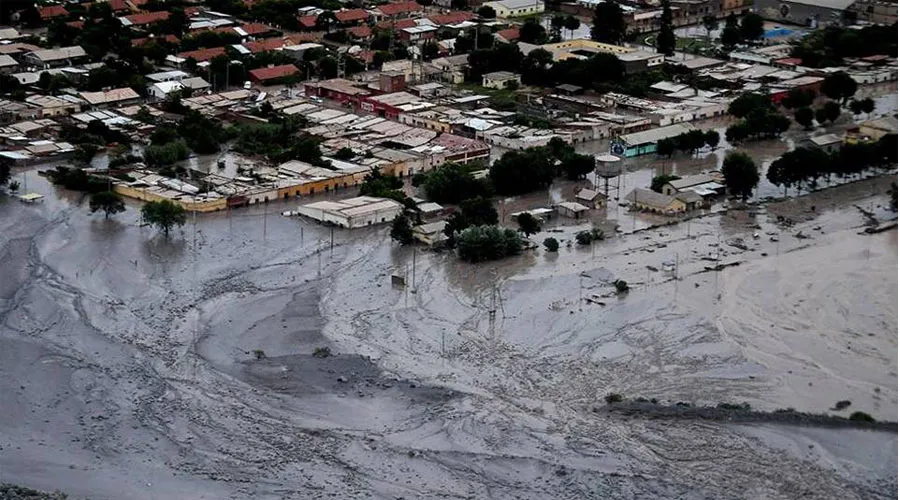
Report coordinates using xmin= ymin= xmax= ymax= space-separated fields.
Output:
xmin=849 ymin=0 xmax=898 ymax=24
xmin=248 ymin=64 xmax=300 ymax=85
xmin=575 ymin=188 xmax=605 ymax=208
xmin=482 ymin=0 xmax=545 ymax=18
xmin=295 ymin=196 xmax=403 ymax=228
xmin=305 ymin=78 xmax=371 ymax=104
xmin=79 ymin=88 xmax=142 ymax=108
xmin=617 ymin=50 xmax=665 ymax=74
xmin=148 ymin=81 xmax=185 ymax=99
xmin=24 ymin=94 xmax=81 ymax=117
xmin=0 ymin=55 xmax=18 ymax=74
xmin=413 ymin=220 xmax=448 ymax=245
xmin=612 ymin=123 xmax=695 ymax=157
xmin=146 ymin=70 xmax=190 ymax=83
xmin=482 ymin=71 xmax=521 ymax=89
xmin=807 ymin=133 xmax=844 ymax=152
xmin=755 ymin=0 xmax=856 ymax=27
xmin=22 ymin=46 xmax=87 ymax=69
xmin=399 ymin=25 xmax=438 ymax=43
xmin=854 ymin=115 xmax=898 ymax=141
xmin=557 ymin=201 xmax=590 ymax=218
xmin=660 ymin=173 xmax=725 ymax=197
xmin=374 ymin=1 xmax=424 ymax=19
xmin=624 ymin=188 xmax=688 ymax=214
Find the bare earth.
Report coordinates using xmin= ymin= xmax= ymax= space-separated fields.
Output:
xmin=0 ymin=170 xmax=896 ymax=499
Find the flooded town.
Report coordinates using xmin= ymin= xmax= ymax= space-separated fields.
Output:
xmin=0 ymin=0 xmax=897 ymax=498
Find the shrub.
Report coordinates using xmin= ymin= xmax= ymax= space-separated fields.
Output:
xmin=605 ymin=393 xmax=624 ymax=404
xmin=252 ymin=349 xmax=266 ymax=360
xmin=848 ymin=411 xmax=874 ymax=422
xmin=543 ymin=237 xmax=559 ymax=252
xmin=313 ymin=347 xmax=331 ymax=358
xmin=457 ymin=225 xmax=522 ymax=262
xmin=613 ymin=279 xmax=629 ymax=294
xmin=575 ymin=231 xmax=593 ymax=245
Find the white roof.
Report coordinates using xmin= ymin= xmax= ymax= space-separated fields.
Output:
xmin=146 ymin=69 xmax=189 ymax=82
xmin=0 ymin=54 xmax=17 ymax=67
xmin=27 ymin=46 xmax=86 ymax=62
xmin=151 ymin=81 xmax=185 ymax=94
xmin=485 ymin=0 xmax=544 ymax=9
xmin=619 ymin=123 xmax=694 ymax=146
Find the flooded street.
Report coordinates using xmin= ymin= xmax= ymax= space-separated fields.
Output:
xmin=0 ymin=161 xmax=896 ymax=499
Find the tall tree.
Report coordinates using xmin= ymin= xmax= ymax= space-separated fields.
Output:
xmin=390 ymin=214 xmax=414 ymax=244
xmin=89 ymin=191 xmax=126 ymax=219
xmin=517 ymin=212 xmax=540 ymax=237
xmin=550 ymin=14 xmax=566 ymax=42
xmin=520 ymin=18 xmax=548 ymax=44
xmin=591 ymin=0 xmax=626 ymax=44
xmin=821 ymin=71 xmax=858 ymax=104
xmin=476 ymin=5 xmax=496 ymax=19
xmin=823 ymin=100 xmax=842 ymax=123
xmin=702 ymin=14 xmax=718 ymax=41
xmin=721 ymin=151 xmax=759 ymax=200
xmin=657 ymin=0 xmax=676 ymax=56
xmin=794 ymin=106 xmax=814 ymax=129
xmin=739 ymin=13 xmax=764 ymax=42
xmin=721 ymin=13 xmax=740 ymax=49
xmin=564 ymin=15 xmax=581 ymax=39
xmin=141 ymin=200 xmax=187 ymax=238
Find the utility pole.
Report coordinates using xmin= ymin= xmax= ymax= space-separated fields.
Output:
xmin=411 ymin=245 xmax=417 ymax=293
xmin=488 ymin=284 xmax=497 ymax=339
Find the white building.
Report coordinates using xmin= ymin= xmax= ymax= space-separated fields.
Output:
xmin=482 ymin=71 xmax=521 ymax=89
xmin=148 ymin=81 xmax=185 ymax=100
xmin=482 ymin=0 xmax=545 ymax=18
xmin=296 ymin=196 xmax=403 ymax=228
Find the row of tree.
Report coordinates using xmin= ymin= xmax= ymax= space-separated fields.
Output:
xmin=657 ymin=130 xmax=720 ymax=157
xmin=725 ymin=92 xmax=790 ymax=143
xmin=790 ymin=24 xmax=898 ymax=68
xmin=767 ymin=135 xmax=898 ymax=194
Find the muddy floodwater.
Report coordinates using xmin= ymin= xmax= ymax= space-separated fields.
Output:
xmin=0 ymin=169 xmax=896 ymax=499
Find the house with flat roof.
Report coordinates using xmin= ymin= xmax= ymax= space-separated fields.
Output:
xmin=661 ymin=173 xmax=725 ymax=197
xmin=481 ymin=0 xmax=545 ymax=18
xmin=625 ymin=188 xmax=693 ymax=214
xmin=612 ymin=123 xmax=694 ymax=157
xmin=296 ymin=196 xmax=403 ymax=228
xmin=482 ymin=71 xmax=521 ymax=89
xmin=22 ymin=46 xmax=87 ymax=69
xmin=79 ymin=88 xmax=142 ymax=108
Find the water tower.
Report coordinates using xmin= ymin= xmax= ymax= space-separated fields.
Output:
xmin=595 ymin=153 xmax=622 ymax=202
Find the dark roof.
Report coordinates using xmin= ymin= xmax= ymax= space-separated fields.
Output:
xmin=249 ymin=64 xmax=300 ymax=82
xmin=348 ymin=25 xmax=373 ymax=38
xmin=178 ymin=46 xmax=226 ymax=61
xmin=376 ymin=18 xmax=417 ymax=30
xmin=376 ymin=1 xmax=423 ymax=16
xmin=239 ymin=22 xmax=274 ymax=35
xmin=556 ymin=84 xmax=582 ymax=92
xmin=495 ymin=27 xmax=520 ymax=41
xmin=245 ymin=37 xmax=285 ymax=53
xmin=124 ymin=10 xmax=170 ymax=25
xmin=298 ymin=15 xmax=318 ymax=28
xmin=39 ymin=5 xmax=69 ymax=19
xmin=427 ymin=11 xmax=474 ymax=25
xmin=335 ymin=8 xmax=370 ymax=23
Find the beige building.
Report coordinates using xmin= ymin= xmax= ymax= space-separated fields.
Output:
xmin=482 ymin=0 xmax=545 ymax=18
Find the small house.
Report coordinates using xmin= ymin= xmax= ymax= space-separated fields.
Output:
xmin=416 ymin=201 xmax=445 ymax=219
xmin=557 ymin=201 xmax=590 ymax=219
xmin=575 ymin=188 xmax=605 ymax=208
xmin=625 ymin=188 xmax=687 ymax=215
xmin=674 ymin=190 xmax=703 ymax=211
xmin=807 ymin=133 xmax=843 ymax=153
xmin=413 ymin=220 xmax=448 ymax=246
xmin=481 ymin=71 xmax=521 ymax=90
xmin=661 ymin=173 xmax=725 ymax=198
xmin=481 ymin=0 xmax=545 ymax=18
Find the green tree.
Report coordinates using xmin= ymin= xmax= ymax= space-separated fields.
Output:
xmin=141 ymin=199 xmax=187 ymax=237
xmin=476 ymin=5 xmax=496 ymax=18
xmin=591 ymin=0 xmax=626 ymax=44
xmin=782 ymin=88 xmax=815 ymax=109
xmin=543 ymin=237 xmax=559 ymax=252
xmin=721 ymin=151 xmax=759 ymax=200
xmin=702 ymin=14 xmax=718 ymax=40
xmin=456 ymin=225 xmax=522 ymax=262
xmin=815 ymin=107 xmax=829 ymax=125
xmin=794 ymin=106 xmax=814 ymax=129
xmin=657 ymin=0 xmax=676 ymax=56
xmin=704 ymin=130 xmax=720 ymax=149
xmin=517 ymin=212 xmax=541 ymax=237
xmin=650 ymin=174 xmax=680 ymax=193
xmin=564 ymin=15 xmax=581 ymax=39
xmin=89 ymin=191 xmax=126 ymax=219
xmin=739 ymin=13 xmax=764 ymax=42
xmin=728 ymin=92 xmax=771 ymax=118
xmin=520 ymin=18 xmax=547 ymax=44
xmin=520 ymin=48 xmax=554 ymax=86
xmin=821 ymin=71 xmax=858 ymax=104
xmin=550 ymin=14 xmax=566 ymax=42
xmin=489 ymin=147 xmax=555 ymax=195
xmin=823 ymin=100 xmax=841 ymax=123
xmin=390 ymin=214 xmax=414 ymax=244
xmin=315 ymin=10 xmax=338 ymax=32
xmin=443 ymin=196 xmax=499 ymax=241
xmin=0 ymin=164 xmax=10 ymax=187
xmin=657 ymin=138 xmax=676 ymax=157
xmin=725 ymin=122 xmax=750 ymax=143
xmin=418 ymin=162 xmax=491 ymax=204
xmin=859 ymin=97 xmax=876 ymax=114
xmin=559 ymin=152 xmax=595 ymax=180
xmin=721 ymin=13 xmax=740 ymax=49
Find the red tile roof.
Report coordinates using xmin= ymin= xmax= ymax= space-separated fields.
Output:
xmin=239 ymin=22 xmax=273 ymax=35
xmin=183 ymin=6 xmax=203 ymax=16
xmin=108 ymin=0 xmax=130 ymax=11
xmin=376 ymin=18 xmax=417 ymax=30
xmin=124 ymin=10 xmax=170 ymax=26
xmin=335 ymin=8 xmax=370 ymax=23
xmin=496 ymin=27 xmax=519 ymax=41
xmin=249 ymin=64 xmax=299 ymax=82
xmin=427 ymin=11 xmax=473 ymax=25
xmin=354 ymin=50 xmax=374 ymax=64
xmin=376 ymin=1 xmax=422 ymax=17
xmin=284 ymin=33 xmax=322 ymax=44
xmin=66 ymin=20 xmax=85 ymax=29
xmin=178 ymin=46 xmax=226 ymax=61
xmin=131 ymin=34 xmax=179 ymax=47
xmin=348 ymin=25 xmax=372 ymax=38
xmin=245 ymin=37 xmax=286 ymax=53
xmin=298 ymin=15 xmax=318 ymax=28
xmin=39 ymin=5 xmax=69 ymax=19
xmin=773 ymin=57 xmax=802 ymax=66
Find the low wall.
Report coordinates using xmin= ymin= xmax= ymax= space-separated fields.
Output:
xmin=114 ymin=185 xmax=227 ymax=212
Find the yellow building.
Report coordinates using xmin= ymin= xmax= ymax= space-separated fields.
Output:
xmin=530 ymin=39 xmax=636 ymax=62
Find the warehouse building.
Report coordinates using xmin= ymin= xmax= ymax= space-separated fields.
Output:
xmin=611 ymin=123 xmax=695 ymax=157
xmin=481 ymin=0 xmax=546 ymax=18
xmin=295 ymin=196 xmax=403 ymax=228
xmin=755 ymin=0 xmax=857 ymax=27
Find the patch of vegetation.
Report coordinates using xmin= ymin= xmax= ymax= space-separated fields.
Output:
xmin=613 ymin=279 xmax=629 ymax=295
xmin=849 ymin=411 xmax=874 ymax=422
xmin=390 ymin=214 xmax=415 ymax=245
xmin=413 ymin=161 xmax=492 ymax=205
xmin=605 ymin=393 xmax=624 ymax=404
xmin=141 ymin=199 xmax=187 ymax=238
xmin=313 ymin=346 xmax=331 ymax=358
xmin=575 ymin=228 xmax=605 ymax=246
xmin=543 ymin=237 xmax=559 ymax=252
xmin=0 ymin=483 xmax=68 ymax=499
xmin=45 ymin=166 xmax=108 ymax=193
xmin=456 ymin=225 xmax=523 ymax=263
xmin=650 ymin=174 xmax=681 ymax=193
